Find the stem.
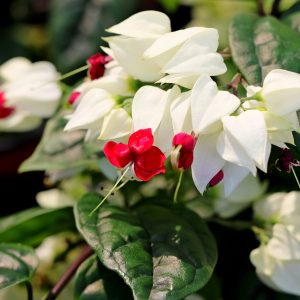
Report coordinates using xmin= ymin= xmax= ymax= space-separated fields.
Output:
xmin=173 ymin=171 xmax=183 ymax=203
xmin=58 ymin=65 xmax=89 ymax=81
xmin=208 ymin=217 xmax=253 ymax=231
xmin=89 ymin=167 xmax=130 ymax=216
xmin=257 ymin=0 xmax=265 ymax=16
xmin=45 ymin=245 xmax=93 ymax=300
xmin=271 ymin=0 xmax=281 ymax=17
xmin=292 ymin=166 xmax=300 ymax=189
xmin=226 ymin=73 xmax=242 ymax=96
xmin=25 ymin=282 xmax=33 ymax=300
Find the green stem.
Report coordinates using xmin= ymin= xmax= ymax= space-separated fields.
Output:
xmin=208 ymin=217 xmax=253 ymax=231
xmin=58 ymin=65 xmax=89 ymax=81
xmin=173 ymin=171 xmax=183 ymax=203
xmin=89 ymin=167 xmax=130 ymax=215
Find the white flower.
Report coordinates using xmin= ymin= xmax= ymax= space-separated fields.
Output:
xmin=64 ymin=88 xmax=132 ymax=141
xmin=245 ymin=73 xmax=300 ymax=148
xmin=260 ymin=69 xmax=300 ymax=116
xmin=132 ymin=85 xmax=180 ymax=153
xmin=104 ymin=11 xmax=171 ymax=82
xmin=145 ymin=27 xmax=227 ymax=88
xmin=214 ymin=173 xmax=266 ymax=218
xmin=171 ymin=75 xmax=242 ymax=194
xmin=251 ymin=230 xmax=300 ymax=296
xmin=251 ymin=191 xmax=300 ymax=296
xmin=0 ymin=57 xmax=62 ymax=132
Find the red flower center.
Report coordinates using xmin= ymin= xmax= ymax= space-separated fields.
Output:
xmin=276 ymin=148 xmax=300 ymax=173
xmin=104 ymin=128 xmax=166 ymax=181
xmin=171 ymin=132 xmax=196 ymax=170
xmin=0 ymin=91 xmax=15 ymax=119
xmin=68 ymin=91 xmax=81 ymax=105
xmin=87 ymin=53 xmax=112 ymax=80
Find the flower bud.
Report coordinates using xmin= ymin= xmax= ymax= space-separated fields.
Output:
xmin=171 ymin=132 xmax=196 ymax=170
xmin=0 ymin=91 xmax=15 ymax=119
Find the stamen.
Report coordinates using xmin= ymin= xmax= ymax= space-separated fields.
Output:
xmin=291 ymin=166 xmax=300 ymax=189
xmin=89 ymin=166 xmax=130 ymax=216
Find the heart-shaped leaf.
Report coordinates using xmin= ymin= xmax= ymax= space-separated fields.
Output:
xmin=0 ymin=243 xmax=38 ymax=290
xmin=229 ymin=13 xmax=300 ymax=85
xmin=74 ymin=254 xmax=133 ymax=300
xmin=74 ymin=193 xmax=217 ymax=300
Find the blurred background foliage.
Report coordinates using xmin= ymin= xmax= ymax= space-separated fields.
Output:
xmin=1 ymin=1 xmax=300 ymax=299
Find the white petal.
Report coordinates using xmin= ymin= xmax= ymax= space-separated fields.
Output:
xmin=0 ymin=57 xmax=31 ymax=81
xmin=280 ymin=191 xmax=300 ymax=227
xmin=267 ymin=224 xmax=300 ymax=260
xmin=191 ymin=76 xmax=240 ymax=134
xmin=158 ymin=73 xmax=199 ymax=89
xmin=107 ymin=36 xmax=162 ymax=82
xmin=132 ymin=85 xmax=167 ymax=132
xmin=214 ymin=198 xmax=250 ymax=218
xmin=4 ymin=62 xmax=61 ymax=117
xmin=106 ymin=10 xmax=171 ymax=38
xmin=154 ymin=86 xmax=181 ymax=154
xmin=36 ymin=189 xmax=73 ymax=208
xmin=219 ymin=110 xmax=271 ymax=172
xmin=191 ymin=133 xmax=225 ymax=194
xmin=217 ymin=131 xmax=257 ymax=175
xmin=222 ymin=163 xmax=250 ymax=198
xmin=246 ymin=85 xmax=262 ymax=97
xmin=64 ymin=88 xmax=115 ymax=131
xmin=145 ymin=27 xmax=216 ymax=59
xmin=250 ymin=246 xmax=276 ymax=276
xmin=269 ymin=131 xmax=294 ymax=148
xmin=253 ymin=192 xmax=287 ymax=221
xmin=99 ymin=108 xmax=132 ymax=140
xmin=163 ymin=32 xmax=226 ymax=76
xmin=263 ymin=69 xmax=300 ymax=116
xmin=0 ymin=111 xmax=41 ymax=132
xmin=170 ymin=91 xmax=192 ymax=134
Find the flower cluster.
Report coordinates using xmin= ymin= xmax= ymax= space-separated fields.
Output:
xmin=64 ymin=10 xmax=300 ymax=196
xmin=251 ymin=192 xmax=300 ymax=296
xmin=0 ymin=57 xmax=62 ymax=132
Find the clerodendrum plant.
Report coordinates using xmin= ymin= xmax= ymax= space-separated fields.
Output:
xmin=2 ymin=6 xmax=300 ymax=300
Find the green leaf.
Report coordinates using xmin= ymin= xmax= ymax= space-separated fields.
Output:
xmin=229 ymin=13 xmax=300 ymax=85
xmin=19 ymin=111 xmax=99 ymax=173
xmin=74 ymin=254 xmax=133 ymax=300
xmin=0 ymin=207 xmax=75 ymax=246
xmin=75 ymin=255 xmax=107 ymax=300
xmin=0 ymin=243 xmax=38 ymax=290
xmin=74 ymin=193 xmax=217 ymax=300
xmin=229 ymin=13 xmax=261 ymax=85
xmin=254 ymin=16 xmax=300 ymax=77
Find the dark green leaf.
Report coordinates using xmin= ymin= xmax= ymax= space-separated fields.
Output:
xmin=19 ymin=111 xmax=99 ymax=173
xmin=229 ymin=14 xmax=300 ymax=85
xmin=74 ymin=254 xmax=133 ymax=300
xmin=254 ymin=16 xmax=300 ymax=78
xmin=0 ymin=243 xmax=38 ymax=290
xmin=74 ymin=193 xmax=217 ymax=300
xmin=229 ymin=13 xmax=261 ymax=85
xmin=75 ymin=255 xmax=107 ymax=300
xmin=0 ymin=207 xmax=75 ymax=246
